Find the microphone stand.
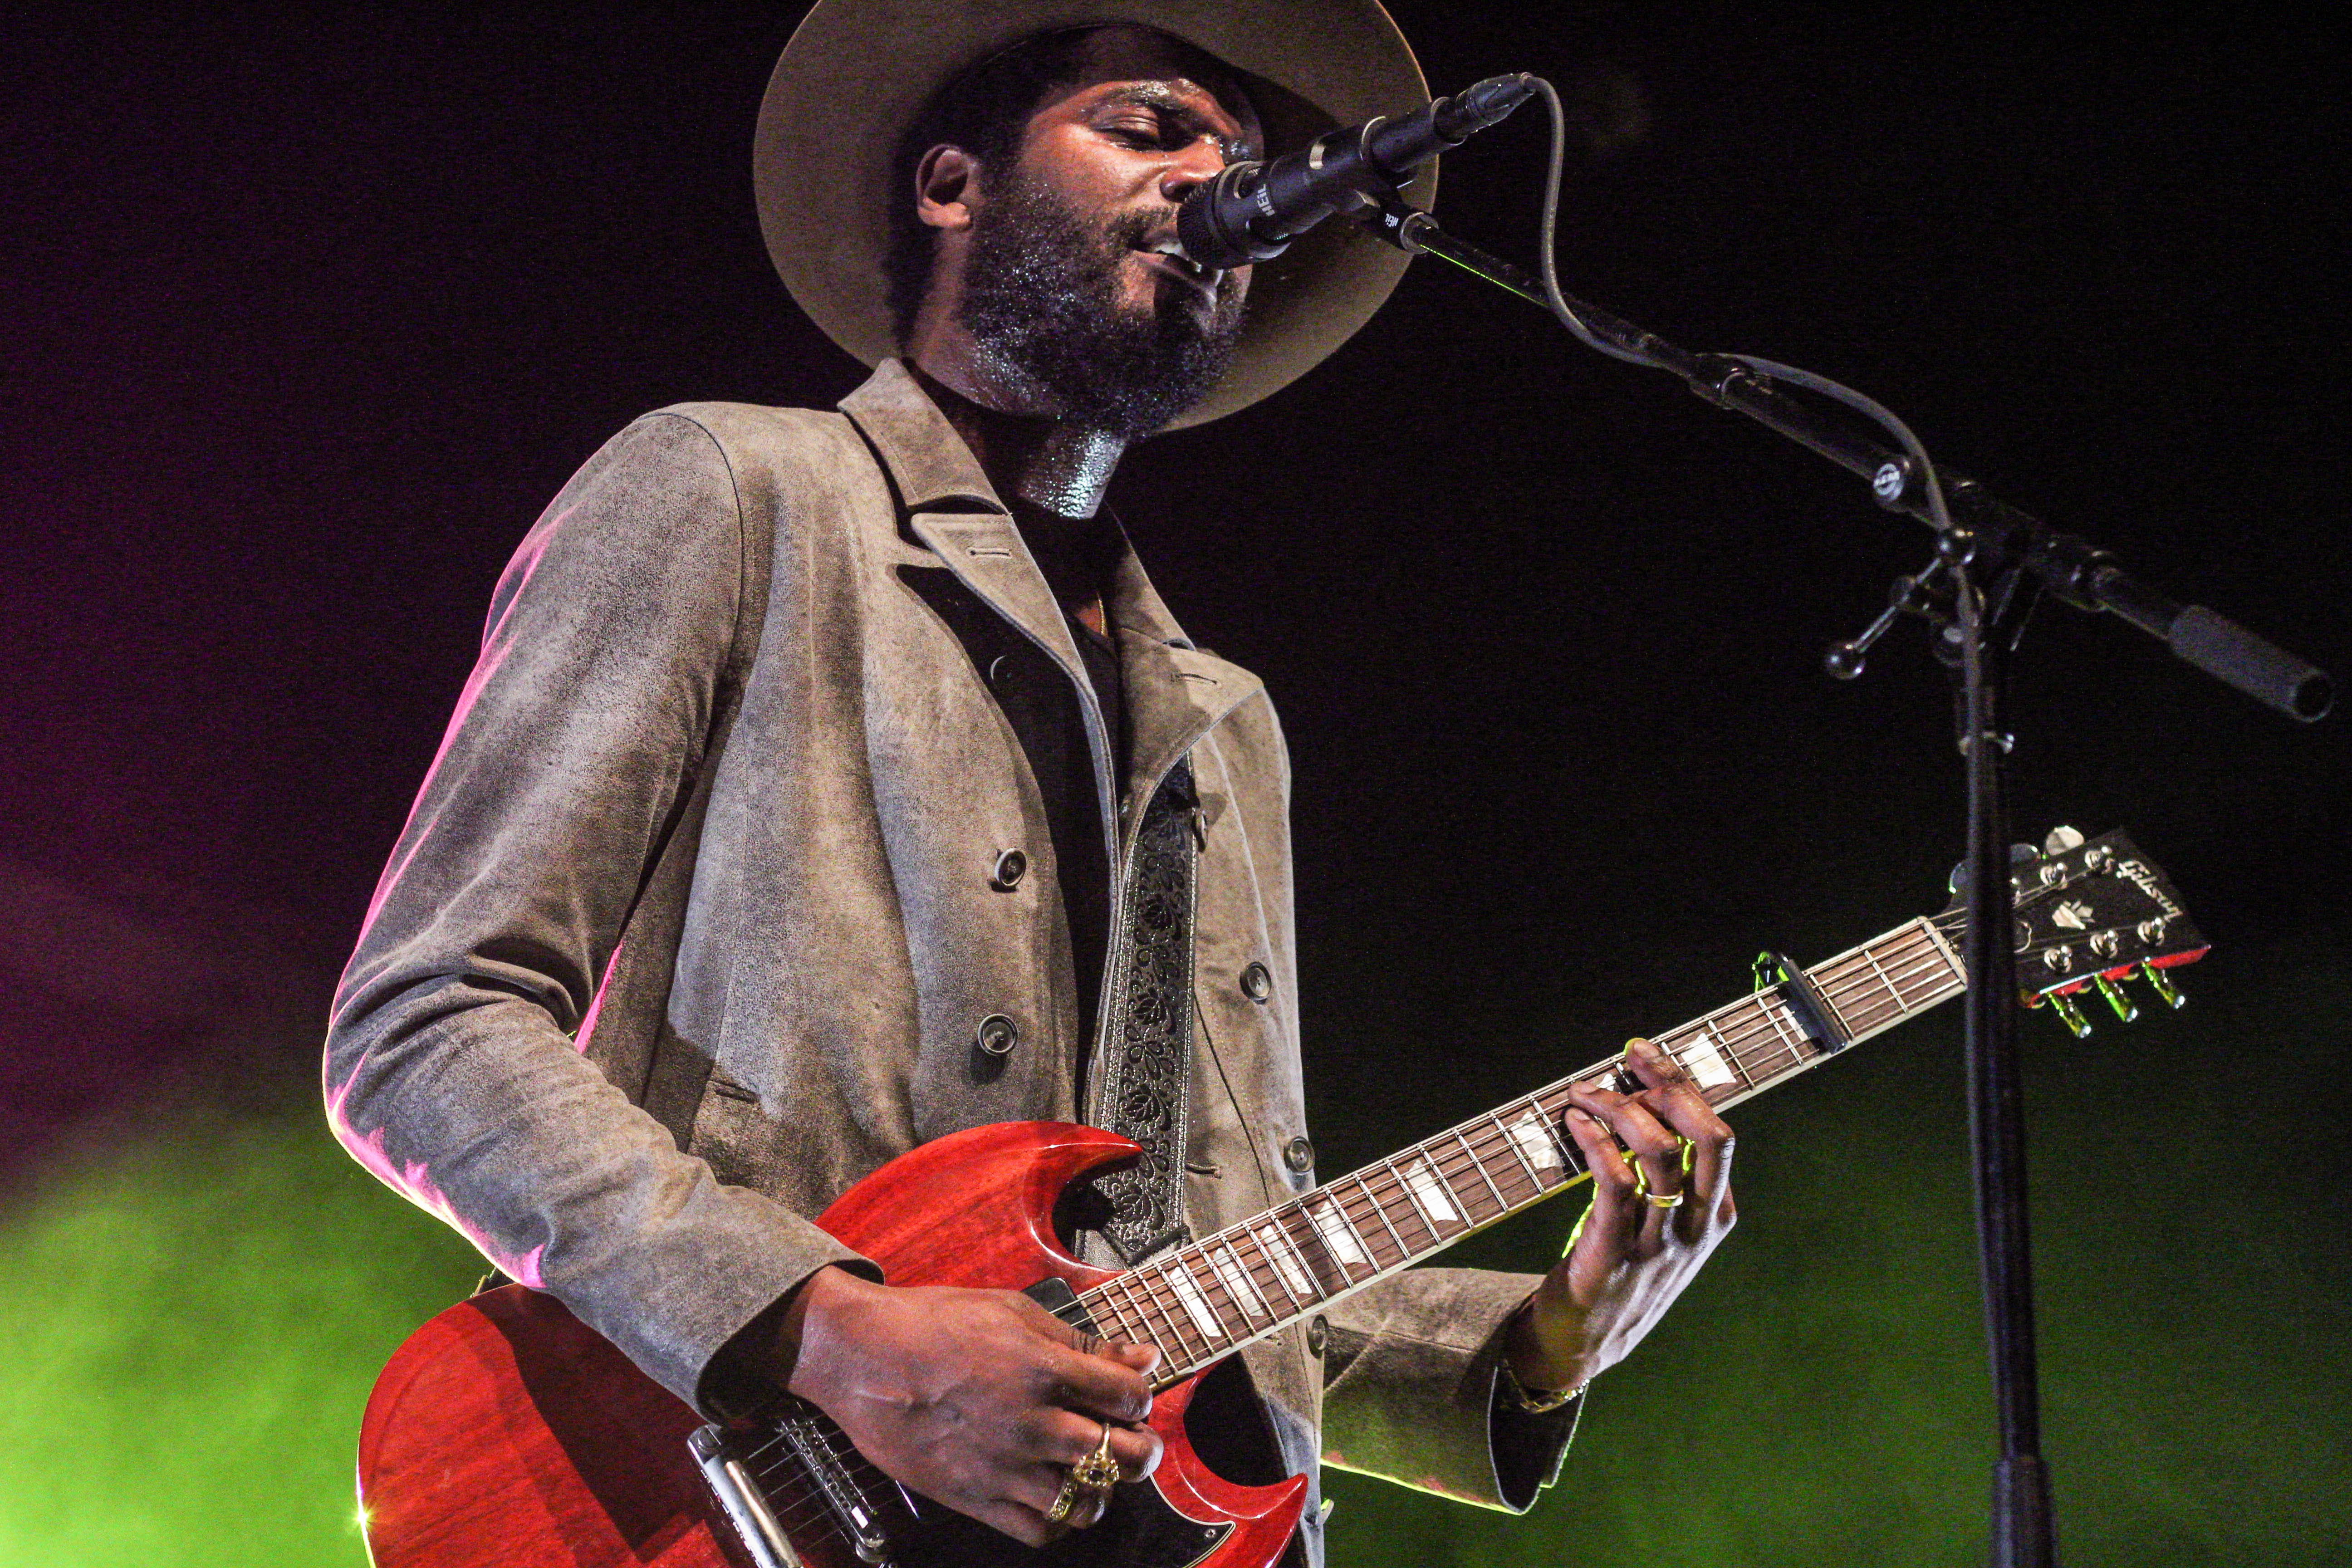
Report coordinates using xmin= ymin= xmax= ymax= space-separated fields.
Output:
xmin=1352 ymin=191 xmax=2332 ymax=1568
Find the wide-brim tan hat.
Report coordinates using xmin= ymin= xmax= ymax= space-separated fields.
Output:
xmin=755 ymin=0 xmax=1431 ymax=429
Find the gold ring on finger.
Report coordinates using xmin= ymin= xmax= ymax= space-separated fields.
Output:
xmin=1047 ymin=1470 xmax=1088 ymax=1523
xmin=1072 ymin=1421 xmax=1122 ymax=1492
xmin=1632 ymin=1161 xmax=1685 ymax=1207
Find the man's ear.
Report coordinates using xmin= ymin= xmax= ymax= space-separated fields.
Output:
xmin=914 ymin=145 xmax=980 ymax=233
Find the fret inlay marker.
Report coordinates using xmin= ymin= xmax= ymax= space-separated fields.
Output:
xmin=1209 ymin=1245 xmax=1269 ymax=1321
xmin=1509 ymin=1111 xmax=1563 ymax=1175
xmin=1255 ymin=1223 xmax=1317 ymax=1302
xmin=1306 ymin=1196 xmax=1371 ymax=1269
xmin=1680 ymin=1027 xmax=1739 ymax=1090
xmin=1401 ymin=1157 xmax=1460 ymax=1225
xmin=1165 ymin=1264 xmax=1225 ymax=1341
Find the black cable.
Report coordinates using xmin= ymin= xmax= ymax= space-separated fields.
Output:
xmin=1525 ymin=78 xmax=1958 ymax=539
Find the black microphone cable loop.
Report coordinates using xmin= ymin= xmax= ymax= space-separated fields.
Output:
xmin=1523 ymin=76 xmax=1957 ymax=538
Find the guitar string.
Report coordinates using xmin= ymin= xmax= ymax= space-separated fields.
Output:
xmin=792 ymin=896 xmax=2141 ymax=1539
xmin=758 ymin=1431 xmax=914 ymax=1543
xmin=1092 ymin=864 xmax=2190 ymax=1376
xmin=1132 ymin=966 xmax=1951 ymax=1362
xmin=736 ymin=1435 xmax=870 ymax=1539
xmin=755 ymin=877 xmax=2139 ymax=1541
xmin=1071 ymin=928 xmax=1965 ymax=1365
xmin=1123 ymin=996 xmax=1890 ymax=1363
xmin=1073 ymin=931 xmax=1962 ymax=1359
xmin=886 ymin=887 xmax=2155 ymax=1497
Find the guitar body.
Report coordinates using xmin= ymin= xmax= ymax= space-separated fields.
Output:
xmin=357 ymin=1122 xmax=1308 ymax=1568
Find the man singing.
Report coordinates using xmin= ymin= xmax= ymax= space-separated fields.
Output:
xmin=327 ymin=3 xmax=1737 ymax=1561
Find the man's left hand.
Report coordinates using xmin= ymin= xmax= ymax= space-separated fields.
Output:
xmin=1504 ymin=1037 xmax=1738 ymax=1394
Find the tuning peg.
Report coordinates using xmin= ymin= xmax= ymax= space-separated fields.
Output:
xmin=2043 ymin=826 xmax=2085 ymax=856
xmin=2092 ymin=973 xmax=2138 ymax=1022
xmin=1950 ymin=843 xmax=2045 ymax=895
xmin=2045 ymin=990 xmax=2092 ymax=1038
xmin=2140 ymin=961 xmax=2185 ymax=1010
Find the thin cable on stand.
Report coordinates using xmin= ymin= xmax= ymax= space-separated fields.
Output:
xmin=1526 ymin=78 xmax=1958 ymax=538
xmin=1519 ymin=76 xmax=2054 ymax=1565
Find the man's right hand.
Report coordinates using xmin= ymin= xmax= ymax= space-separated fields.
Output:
xmin=772 ymin=1265 xmax=1165 ymax=1546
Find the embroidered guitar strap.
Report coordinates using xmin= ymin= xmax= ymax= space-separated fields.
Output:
xmin=1090 ymin=758 xmax=1199 ymax=1264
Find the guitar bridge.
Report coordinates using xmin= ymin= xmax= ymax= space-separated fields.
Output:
xmin=691 ymin=1408 xmax=896 ymax=1568
xmin=689 ymin=1425 xmax=804 ymax=1568
xmin=780 ymin=1405 xmax=895 ymax=1564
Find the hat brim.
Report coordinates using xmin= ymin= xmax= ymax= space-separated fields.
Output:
xmin=755 ymin=0 xmax=1431 ymax=430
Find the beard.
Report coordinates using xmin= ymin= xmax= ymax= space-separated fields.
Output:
xmin=956 ymin=169 xmax=1247 ymax=439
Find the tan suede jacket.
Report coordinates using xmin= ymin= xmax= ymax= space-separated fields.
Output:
xmin=326 ymin=361 xmax=1572 ymax=1561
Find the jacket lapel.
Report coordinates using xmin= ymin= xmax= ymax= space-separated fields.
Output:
xmin=841 ymin=362 xmax=1095 ymax=699
xmin=1107 ymin=536 xmax=1265 ymax=829
xmin=839 ymin=360 xmax=1266 ymax=843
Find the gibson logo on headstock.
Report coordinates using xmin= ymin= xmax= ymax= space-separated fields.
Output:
xmin=2113 ymin=858 xmax=2183 ymax=920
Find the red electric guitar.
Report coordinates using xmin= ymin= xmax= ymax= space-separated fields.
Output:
xmin=355 ymin=829 xmax=2204 ymax=1568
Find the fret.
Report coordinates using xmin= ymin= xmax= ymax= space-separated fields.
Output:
xmin=1250 ymin=1221 xmax=1318 ymax=1307
xmin=1909 ymin=933 xmax=1967 ymax=997
xmin=1703 ymin=1000 xmax=1773 ymax=1081
xmin=1303 ymin=1193 xmax=1372 ymax=1279
xmin=1354 ymin=1172 xmax=1414 ymax=1259
xmin=1488 ymin=1110 xmax=1544 ymax=1196
xmin=1129 ymin=1267 xmax=1210 ymax=1361
xmin=1844 ymin=950 xmax=1900 ymax=1034
xmin=1399 ymin=1154 xmax=1463 ymax=1234
xmin=1453 ymin=1128 xmax=1509 ymax=1218
xmin=1190 ymin=1245 xmax=1251 ymax=1330
xmin=1853 ymin=943 xmax=1927 ymax=1009
xmin=1504 ymin=1104 xmax=1566 ymax=1186
xmin=1096 ymin=1276 xmax=1153 ymax=1350
xmin=1672 ymin=1022 xmax=1745 ymax=1093
xmin=1207 ymin=1242 xmax=1272 ymax=1324
xmin=1161 ymin=1259 xmax=1227 ymax=1345
xmin=1809 ymin=974 xmax=1860 ymax=1044
xmin=1858 ymin=945 xmax=1906 ymax=1019
xmin=1865 ymin=941 xmax=1929 ymax=1012
xmin=1101 ymin=910 xmax=2014 ymax=1387
xmin=1758 ymin=997 xmax=1811 ymax=1071
xmin=1088 ymin=1283 xmax=1142 ymax=1346
xmin=1531 ymin=1087 xmax=1579 ymax=1154
xmin=1918 ymin=916 xmax=1966 ymax=985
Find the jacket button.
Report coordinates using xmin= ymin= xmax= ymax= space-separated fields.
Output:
xmin=975 ymin=1014 xmax=1019 ymax=1056
xmin=1240 ymin=961 xmax=1273 ymax=1002
xmin=1283 ymin=1135 xmax=1313 ymax=1173
xmin=990 ymin=849 xmax=1028 ymax=890
xmin=1306 ymin=1314 xmax=1328 ymax=1357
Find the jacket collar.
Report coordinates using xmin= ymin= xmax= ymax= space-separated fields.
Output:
xmin=837 ymin=357 xmax=1004 ymax=512
xmin=840 ymin=360 xmax=1265 ymax=823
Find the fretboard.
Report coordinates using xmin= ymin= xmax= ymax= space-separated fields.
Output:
xmin=1073 ymin=914 xmax=1967 ymax=1385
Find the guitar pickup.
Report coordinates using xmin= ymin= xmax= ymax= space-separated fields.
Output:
xmin=1023 ymin=1274 xmax=1102 ymax=1333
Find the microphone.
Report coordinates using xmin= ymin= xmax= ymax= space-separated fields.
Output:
xmin=1176 ymin=74 xmax=1537 ymax=270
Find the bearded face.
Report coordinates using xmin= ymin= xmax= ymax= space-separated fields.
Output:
xmin=956 ymin=163 xmax=1248 ymax=440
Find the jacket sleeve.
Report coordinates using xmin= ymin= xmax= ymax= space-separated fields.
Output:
xmin=1318 ymin=1266 xmax=1580 ymax=1511
xmin=324 ymin=411 xmax=872 ymax=1416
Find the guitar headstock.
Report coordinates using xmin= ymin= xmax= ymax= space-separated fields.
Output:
xmin=1942 ymin=828 xmax=2210 ymax=1036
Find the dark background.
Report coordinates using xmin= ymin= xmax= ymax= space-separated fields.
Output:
xmin=3 ymin=4 xmax=2345 ymax=1563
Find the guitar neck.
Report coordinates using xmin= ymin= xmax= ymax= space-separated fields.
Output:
xmin=1076 ymin=914 xmax=1969 ymax=1386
